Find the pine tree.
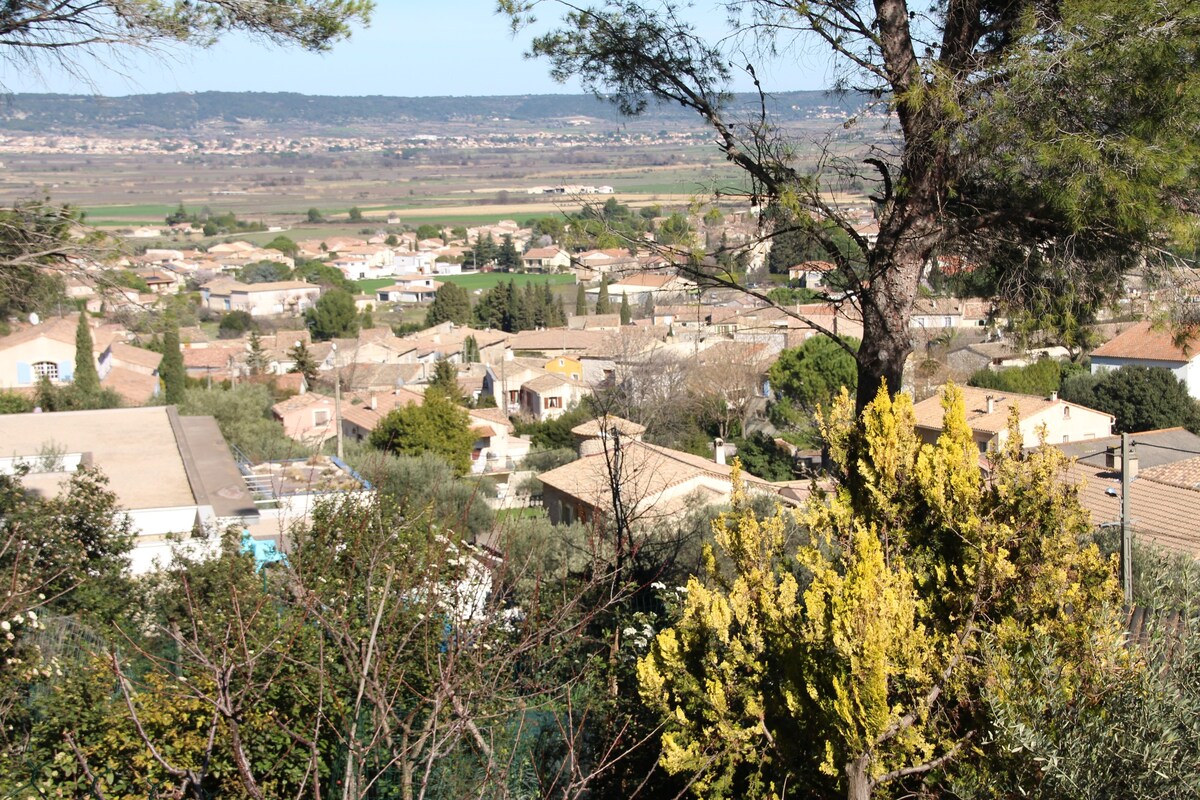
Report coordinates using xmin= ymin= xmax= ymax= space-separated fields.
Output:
xmin=428 ymin=357 xmax=462 ymax=402
xmin=246 ymin=331 xmax=270 ymax=376
xmin=575 ymin=282 xmax=588 ymax=316
xmin=288 ymin=341 xmax=319 ymax=386
xmin=619 ymin=292 xmax=632 ymax=325
xmin=73 ymin=313 xmax=100 ymax=396
xmin=595 ymin=278 xmax=611 ymax=314
xmin=160 ymin=324 xmax=186 ymax=405
xmin=427 ymin=283 xmax=472 ymax=327
xmin=498 ymin=234 xmax=521 ymax=271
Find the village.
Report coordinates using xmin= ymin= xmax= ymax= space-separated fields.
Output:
xmin=2 ymin=200 xmax=1198 ymax=574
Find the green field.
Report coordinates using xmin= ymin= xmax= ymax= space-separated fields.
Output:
xmin=441 ymin=272 xmax=576 ymax=291
xmin=356 ymin=278 xmax=398 ymax=292
xmin=356 ymin=272 xmax=575 ymax=295
xmin=82 ymin=203 xmax=178 ymax=220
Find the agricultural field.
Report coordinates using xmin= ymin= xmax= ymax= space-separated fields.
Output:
xmin=356 ymin=273 xmax=576 ymax=296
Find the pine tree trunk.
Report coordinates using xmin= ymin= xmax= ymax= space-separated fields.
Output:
xmin=854 ymin=169 xmax=947 ymax=412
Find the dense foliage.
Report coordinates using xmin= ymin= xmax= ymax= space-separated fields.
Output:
xmin=368 ymin=389 xmax=476 ymax=474
xmin=967 ymin=358 xmax=1083 ymax=398
xmin=425 ymin=282 xmax=473 ymax=327
xmin=473 ymin=279 xmax=566 ymax=332
xmin=639 ymin=386 xmax=1120 ymax=799
xmin=1059 ymin=365 xmax=1200 ymax=433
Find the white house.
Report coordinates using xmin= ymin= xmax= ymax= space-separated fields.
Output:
xmin=911 ymin=385 xmax=1114 ymax=451
xmin=376 ymin=275 xmax=442 ymax=303
xmin=1089 ymin=321 xmax=1200 ymax=399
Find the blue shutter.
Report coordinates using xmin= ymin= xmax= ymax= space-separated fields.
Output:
xmin=59 ymin=360 xmax=74 ymax=382
xmin=16 ymin=361 xmax=31 ymax=385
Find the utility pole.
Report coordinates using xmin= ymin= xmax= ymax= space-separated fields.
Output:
xmin=1120 ymin=432 xmax=1133 ymax=607
xmin=332 ymin=342 xmax=344 ymax=461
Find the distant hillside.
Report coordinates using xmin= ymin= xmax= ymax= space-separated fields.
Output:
xmin=0 ymin=90 xmax=862 ymax=134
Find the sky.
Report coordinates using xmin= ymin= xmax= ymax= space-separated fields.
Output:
xmin=4 ymin=2 xmax=834 ymax=97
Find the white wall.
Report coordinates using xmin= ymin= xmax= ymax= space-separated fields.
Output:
xmin=1091 ymin=356 xmax=1200 ymax=400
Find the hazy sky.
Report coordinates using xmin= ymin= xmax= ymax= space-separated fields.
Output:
xmin=6 ymin=2 xmax=833 ymax=97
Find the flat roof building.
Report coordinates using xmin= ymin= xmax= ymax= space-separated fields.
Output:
xmin=0 ymin=406 xmax=258 ymax=573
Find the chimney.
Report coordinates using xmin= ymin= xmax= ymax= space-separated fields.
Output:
xmin=714 ymin=437 xmax=726 ymax=466
xmin=1050 ymin=391 xmax=1058 ymax=402
xmin=1106 ymin=446 xmax=1139 ymax=480
xmin=985 ymin=395 xmax=995 ymax=414
xmin=370 ymin=394 xmax=377 ymax=411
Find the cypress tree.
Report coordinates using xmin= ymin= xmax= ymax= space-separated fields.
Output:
xmin=595 ymin=278 xmax=611 ymax=314
xmin=620 ymin=292 xmax=632 ymax=325
xmin=575 ymin=282 xmax=588 ymax=316
xmin=161 ymin=324 xmax=186 ymax=405
xmin=73 ymin=313 xmax=101 ymax=396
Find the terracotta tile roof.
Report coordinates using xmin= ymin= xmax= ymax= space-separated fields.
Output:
xmin=467 ymin=406 xmax=514 ymax=431
xmin=0 ymin=316 xmax=77 ymax=349
xmin=234 ymin=281 xmax=319 ymax=293
xmin=789 ymin=260 xmax=836 ymax=272
xmin=272 ymin=392 xmax=333 ymax=416
xmin=523 ymin=247 xmax=565 ymax=259
xmin=523 ymin=373 xmax=573 ymax=393
xmin=183 ymin=344 xmax=245 ymax=370
xmin=539 ymin=440 xmax=772 ymax=520
xmin=507 ymin=328 xmax=611 ymax=353
xmin=571 ymin=415 xmax=646 ymax=439
xmin=1090 ymin=321 xmax=1199 ymax=363
xmin=1140 ymin=457 xmax=1200 ymax=490
xmin=1066 ymin=457 xmax=1200 ymax=557
xmin=611 ymin=272 xmax=674 ymax=288
xmin=109 ymin=342 xmax=162 ymax=371
xmin=912 ymin=385 xmax=1111 ymax=436
xmin=340 ymin=388 xmax=425 ymax=431
xmin=100 ymin=366 xmax=158 ymax=405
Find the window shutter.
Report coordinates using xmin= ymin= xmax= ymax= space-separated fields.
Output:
xmin=16 ymin=361 xmax=31 ymax=385
xmin=59 ymin=360 xmax=74 ymax=382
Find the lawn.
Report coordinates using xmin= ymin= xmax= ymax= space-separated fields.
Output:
xmin=441 ymin=272 xmax=577 ymax=291
xmin=355 ymin=272 xmax=575 ymax=296
xmin=356 ymin=278 xmax=398 ymax=293
xmin=495 ymin=506 xmax=548 ymax=524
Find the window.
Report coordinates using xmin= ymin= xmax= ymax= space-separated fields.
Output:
xmin=508 ymin=390 xmax=519 ymax=404
xmin=1063 ymin=406 xmax=1071 ymax=419
xmin=544 ymin=396 xmax=563 ymax=409
xmin=33 ymin=361 xmax=58 ymax=381
xmin=313 ymin=409 xmax=330 ymax=426
xmin=1063 ymin=434 xmax=1070 ymax=443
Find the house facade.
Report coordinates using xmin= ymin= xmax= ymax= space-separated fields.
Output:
xmin=912 ymin=385 xmax=1114 ymax=451
xmin=518 ymin=373 xmax=589 ymax=421
xmin=202 ymin=280 xmax=322 ymax=316
xmin=1089 ymin=321 xmax=1200 ymax=399
xmin=521 ymin=247 xmax=571 ymax=272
